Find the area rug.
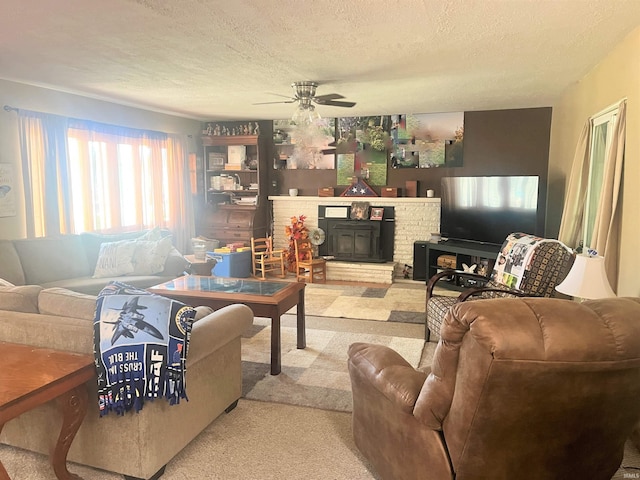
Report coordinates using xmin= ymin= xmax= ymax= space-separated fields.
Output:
xmin=242 ymin=317 xmax=429 ymax=412
xmin=286 ymin=282 xmax=435 ymax=324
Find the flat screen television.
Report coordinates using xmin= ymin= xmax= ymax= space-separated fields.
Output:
xmin=440 ymin=176 xmax=541 ymax=245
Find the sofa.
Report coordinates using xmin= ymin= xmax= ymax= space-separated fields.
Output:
xmin=0 ymin=285 xmax=254 ymax=480
xmin=0 ymin=228 xmax=190 ymax=295
xmin=349 ymin=296 xmax=640 ymax=480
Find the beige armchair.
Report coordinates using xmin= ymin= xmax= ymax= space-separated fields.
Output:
xmin=348 ymin=297 xmax=640 ymax=480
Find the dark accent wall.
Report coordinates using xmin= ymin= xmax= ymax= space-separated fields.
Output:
xmin=268 ymin=107 xmax=552 ymax=234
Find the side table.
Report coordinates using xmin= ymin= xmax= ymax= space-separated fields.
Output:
xmin=0 ymin=342 xmax=95 ymax=480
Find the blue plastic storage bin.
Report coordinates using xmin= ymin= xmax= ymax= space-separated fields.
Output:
xmin=209 ymin=250 xmax=252 ymax=278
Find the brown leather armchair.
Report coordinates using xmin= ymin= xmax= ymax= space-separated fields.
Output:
xmin=348 ymin=297 xmax=640 ymax=480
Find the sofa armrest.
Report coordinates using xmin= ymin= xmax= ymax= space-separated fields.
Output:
xmin=187 ymin=304 xmax=253 ymax=365
xmin=348 ymin=342 xmax=427 ymax=414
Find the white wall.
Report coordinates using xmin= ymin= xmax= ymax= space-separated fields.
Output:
xmin=548 ymin=26 xmax=640 ymax=296
xmin=0 ymin=79 xmax=202 ymax=239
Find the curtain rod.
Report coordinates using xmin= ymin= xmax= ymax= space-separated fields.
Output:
xmin=4 ymin=103 xmax=191 ymax=137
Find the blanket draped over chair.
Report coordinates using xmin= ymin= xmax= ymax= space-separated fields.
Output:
xmin=491 ymin=233 xmax=567 ymax=290
xmin=93 ymin=281 xmax=196 ymax=416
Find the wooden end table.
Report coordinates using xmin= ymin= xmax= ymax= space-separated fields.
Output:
xmin=148 ymin=276 xmax=305 ymax=375
xmin=0 ymin=342 xmax=96 ymax=480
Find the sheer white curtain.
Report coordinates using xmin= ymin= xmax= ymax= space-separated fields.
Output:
xmin=17 ymin=111 xmax=71 ymax=237
xmin=17 ymin=109 xmax=195 ymax=251
xmin=591 ymin=100 xmax=626 ymax=291
xmin=558 ymin=122 xmax=591 ymax=249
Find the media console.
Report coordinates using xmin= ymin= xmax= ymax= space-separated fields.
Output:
xmin=423 ymin=239 xmax=502 ymax=288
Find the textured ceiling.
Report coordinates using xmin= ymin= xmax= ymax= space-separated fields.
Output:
xmin=1 ymin=0 xmax=640 ymax=121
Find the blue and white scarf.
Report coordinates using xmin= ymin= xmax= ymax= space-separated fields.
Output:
xmin=93 ymin=281 xmax=196 ymax=416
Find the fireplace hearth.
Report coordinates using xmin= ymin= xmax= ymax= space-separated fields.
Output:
xmin=318 ymin=205 xmax=394 ymax=263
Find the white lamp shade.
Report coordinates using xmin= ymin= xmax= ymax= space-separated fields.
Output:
xmin=555 ymin=254 xmax=616 ymax=299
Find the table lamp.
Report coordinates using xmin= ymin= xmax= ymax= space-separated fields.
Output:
xmin=555 ymin=252 xmax=616 ymax=300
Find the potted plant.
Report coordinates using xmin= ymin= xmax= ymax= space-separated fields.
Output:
xmin=284 ymin=215 xmax=309 ymax=272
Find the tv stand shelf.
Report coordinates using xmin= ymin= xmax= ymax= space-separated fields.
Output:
xmin=425 ymin=239 xmax=501 ymax=288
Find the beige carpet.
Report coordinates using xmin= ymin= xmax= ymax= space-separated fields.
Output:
xmin=0 ymin=400 xmax=381 ymax=480
xmin=242 ymin=316 xmax=427 ymax=411
xmin=2 ymin=295 xmax=639 ymax=479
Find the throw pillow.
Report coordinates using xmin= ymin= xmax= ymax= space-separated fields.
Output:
xmin=0 ymin=278 xmax=15 ymax=287
xmin=130 ymin=236 xmax=173 ymax=275
xmin=161 ymin=247 xmax=190 ymax=276
xmin=137 ymin=226 xmax=163 ymax=242
xmin=93 ymin=240 xmax=137 ymax=278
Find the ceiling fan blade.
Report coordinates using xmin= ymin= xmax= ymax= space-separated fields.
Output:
xmin=313 ymin=93 xmax=345 ymax=102
xmin=252 ymin=100 xmax=297 ymax=105
xmin=267 ymin=92 xmax=298 ymax=99
xmin=315 ymin=99 xmax=356 ymax=108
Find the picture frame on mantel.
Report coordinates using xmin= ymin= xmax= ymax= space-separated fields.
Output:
xmin=350 ymin=202 xmax=370 ymax=220
xmin=370 ymin=207 xmax=384 ymax=221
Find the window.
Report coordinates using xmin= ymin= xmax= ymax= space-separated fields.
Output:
xmin=584 ymin=107 xmax=618 ymax=248
xmin=17 ymin=110 xmax=192 ymax=250
xmin=67 ymin=128 xmax=173 ymax=233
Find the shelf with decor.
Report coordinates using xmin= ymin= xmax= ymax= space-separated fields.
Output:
xmin=198 ymin=122 xmax=272 ymax=247
xmin=202 ymin=135 xmax=261 ymax=205
xmin=425 ymin=240 xmax=500 ymax=290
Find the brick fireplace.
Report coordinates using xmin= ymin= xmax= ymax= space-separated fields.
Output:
xmin=269 ymin=196 xmax=440 ymax=281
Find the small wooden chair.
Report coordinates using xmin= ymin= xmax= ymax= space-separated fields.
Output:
xmin=294 ymin=238 xmax=326 ymax=283
xmin=251 ymin=236 xmax=286 ymax=280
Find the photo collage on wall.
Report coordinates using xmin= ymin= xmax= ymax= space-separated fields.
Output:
xmin=273 ymin=111 xmax=464 ymax=185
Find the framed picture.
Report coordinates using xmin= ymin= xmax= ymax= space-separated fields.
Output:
xmin=208 ymin=152 xmax=226 ymax=170
xmin=350 ymin=201 xmax=370 ymax=220
xmin=370 ymin=207 xmax=384 ymax=221
xmin=0 ymin=163 xmax=16 ymax=217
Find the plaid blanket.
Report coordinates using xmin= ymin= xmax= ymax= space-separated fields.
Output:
xmin=93 ymin=282 xmax=196 ymax=416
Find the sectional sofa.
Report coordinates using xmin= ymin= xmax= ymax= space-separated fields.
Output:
xmin=0 ymin=284 xmax=254 ymax=479
xmin=0 ymin=229 xmax=189 ymax=295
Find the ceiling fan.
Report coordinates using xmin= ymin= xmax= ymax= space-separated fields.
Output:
xmin=254 ymin=81 xmax=356 ymax=112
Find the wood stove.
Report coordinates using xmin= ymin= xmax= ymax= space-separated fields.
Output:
xmin=318 ymin=205 xmax=394 ymax=263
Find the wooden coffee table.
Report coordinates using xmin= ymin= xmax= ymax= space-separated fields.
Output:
xmin=0 ymin=342 xmax=95 ymax=480
xmin=149 ymin=276 xmax=306 ymax=375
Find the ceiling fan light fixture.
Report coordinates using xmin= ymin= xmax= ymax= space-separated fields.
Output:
xmin=292 ymin=103 xmax=321 ymax=126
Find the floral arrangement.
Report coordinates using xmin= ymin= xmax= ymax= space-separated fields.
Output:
xmin=284 ymin=215 xmax=309 ymax=271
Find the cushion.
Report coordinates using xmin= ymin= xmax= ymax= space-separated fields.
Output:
xmin=130 ymin=236 xmax=173 ymax=275
xmin=0 ymin=240 xmax=26 ymax=285
xmin=0 ymin=285 xmax=43 ymax=313
xmin=0 ymin=278 xmax=15 ymax=287
xmin=12 ymin=235 xmax=92 ymax=284
xmin=38 ymin=287 xmax=97 ymax=321
xmin=92 ymin=240 xmax=137 ymax=278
